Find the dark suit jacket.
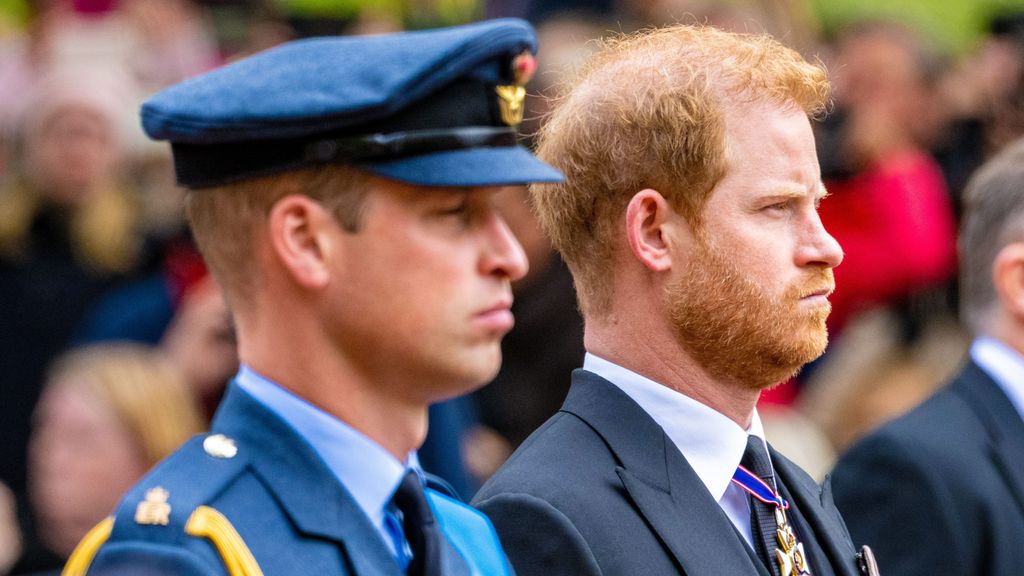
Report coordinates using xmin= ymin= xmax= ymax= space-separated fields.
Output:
xmin=473 ymin=370 xmax=861 ymax=575
xmin=833 ymin=360 xmax=1024 ymax=576
xmin=72 ymin=383 xmax=509 ymax=575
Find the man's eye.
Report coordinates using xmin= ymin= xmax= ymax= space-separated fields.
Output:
xmin=438 ymin=202 xmax=469 ymax=216
xmin=436 ymin=202 xmax=476 ymax=226
xmin=442 ymin=202 xmax=468 ymax=214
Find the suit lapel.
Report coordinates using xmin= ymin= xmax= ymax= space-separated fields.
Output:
xmin=771 ymin=450 xmax=857 ymax=576
xmin=212 ymin=383 xmax=403 ymax=576
xmin=952 ymin=361 xmax=1024 ymax=518
xmin=562 ymin=370 xmax=764 ymax=576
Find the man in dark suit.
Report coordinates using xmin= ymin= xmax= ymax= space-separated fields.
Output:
xmin=473 ymin=25 xmax=874 ymax=576
xmin=60 ymin=19 xmax=563 ymax=576
xmin=832 ymin=139 xmax=1024 ymax=575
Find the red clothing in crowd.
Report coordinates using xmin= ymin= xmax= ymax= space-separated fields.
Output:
xmin=820 ymin=150 xmax=958 ymax=334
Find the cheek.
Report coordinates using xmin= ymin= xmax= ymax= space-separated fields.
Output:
xmin=39 ymin=426 xmax=143 ymax=488
xmin=388 ymin=246 xmax=475 ymax=309
xmin=709 ymin=234 xmax=789 ymax=289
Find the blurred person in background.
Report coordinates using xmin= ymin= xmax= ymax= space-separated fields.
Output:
xmin=833 ymin=136 xmax=1024 ymax=576
xmin=0 ymin=0 xmax=217 ymax=104
xmin=0 ymin=0 xmax=217 ymax=189
xmin=815 ymin=20 xmax=957 ymax=338
xmin=0 ymin=66 xmax=144 ymax=507
xmin=927 ymin=10 xmax=1024 ymax=221
xmin=797 ymin=20 xmax=964 ymax=452
xmin=155 ymin=277 xmax=237 ymax=419
xmin=13 ymin=343 xmax=203 ymax=575
xmin=942 ymin=12 xmax=1024 ymax=171
xmin=117 ymin=0 xmax=219 ymax=91
xmin=79 ymin=266 xmax=238 ymax=422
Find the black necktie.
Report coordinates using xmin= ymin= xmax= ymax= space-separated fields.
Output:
xmin=742 ymin=436 xmax=783 ymax=576
xmin=391 ymin=470 xmax=444 ymax=576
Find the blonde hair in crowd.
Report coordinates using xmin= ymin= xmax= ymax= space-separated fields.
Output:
xmin=186 ymin=165 xmax=368 ymax=305
xmin=47 ymin=344 xmax=204 ymax=468
xmin=530 ymin=25 xmax=830 ymax=317
xmin=0 ymin=182 xmax=139 ymax=275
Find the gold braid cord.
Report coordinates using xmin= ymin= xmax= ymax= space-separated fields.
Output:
xmin=60 ymin=507 xmax=262 ymax=576
xmin=62 ymin=517 xmax=115 ymax=576
xmin=186 ymin=506 xmax=264 ymax=576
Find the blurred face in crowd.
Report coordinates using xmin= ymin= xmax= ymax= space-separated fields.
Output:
xmin=161 ymin=279 xmax=237 ymax=410
xmin=668 ymin=101 xmax=843 ymax=389
xmin=28 ymin=380 xmax=146 ymax=557
xmin=324 ymin=178 xmax=529 ymax=404
xmin=832 ymin=26 xmax=940 ymax=160
xmin=24 ymin=104 xmax=121 ymax=205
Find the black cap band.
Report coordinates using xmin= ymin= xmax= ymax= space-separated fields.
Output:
xmin=171 ymin=79 xmax=520 ymax=188
xmin=171 ymin=126 xmax=519 ymax=188
xmin=305 ymin=126 xmax=518 ymax=162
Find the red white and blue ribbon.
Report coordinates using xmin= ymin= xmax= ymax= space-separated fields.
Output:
xmin=731 ymin=465 xmax=789 ymax=510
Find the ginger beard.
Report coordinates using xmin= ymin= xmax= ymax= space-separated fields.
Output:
xmin=668 ymin=238 xmax=834 ymax=390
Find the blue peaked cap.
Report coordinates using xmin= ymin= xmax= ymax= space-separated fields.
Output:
xmin=141 ymin=18 xmax=563 ymax=188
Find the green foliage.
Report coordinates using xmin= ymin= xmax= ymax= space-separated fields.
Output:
xmin=810 ymin=0 xmax=1024 ymax=54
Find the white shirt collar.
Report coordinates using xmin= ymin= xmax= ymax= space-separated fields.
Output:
xmin=234 ymin=365 xmax=413 ymax=548
xmin=970 ymin=337 xmax=1024 ymax=421
xmin=583 ymin=353 xmax=765 ymax=502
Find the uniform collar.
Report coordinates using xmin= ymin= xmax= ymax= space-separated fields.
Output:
xmin=582 ymin=353 xmax=764 ymax=502
xmin=234 ymin=365 xmax=414 ymax=547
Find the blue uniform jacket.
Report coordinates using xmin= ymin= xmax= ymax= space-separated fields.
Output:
xmin=64 ymin=382 xmax=512 ymax=576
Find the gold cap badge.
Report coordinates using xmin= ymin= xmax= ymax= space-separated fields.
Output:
xmin=203 ymin=434 xmax=238 ymax=459
xmin=496 ymin=51 xmax=536 ymax=127
xmin=135 ymin=487 xmax=171 ymax=526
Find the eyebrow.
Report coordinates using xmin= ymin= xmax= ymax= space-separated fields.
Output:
xmin=762 ymin=185 xmax=829 ymax=203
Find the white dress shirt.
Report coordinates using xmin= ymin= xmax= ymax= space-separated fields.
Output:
xmin=235 ymin=365 xmax=414 ymax=555
xmin=584 ymin=352 xmax=770 ymax=546
xmin=971 ymin=336 xmax=1024 ymax=421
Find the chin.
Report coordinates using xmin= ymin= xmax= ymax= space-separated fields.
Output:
xmin=428 ymin=355 xmax=501 ymax=402
xmin=462 ymin=359 xmax=502 ymax=393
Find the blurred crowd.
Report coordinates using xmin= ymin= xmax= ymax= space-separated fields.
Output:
xmin=0 ymin=0 xmax=1022 ymax=573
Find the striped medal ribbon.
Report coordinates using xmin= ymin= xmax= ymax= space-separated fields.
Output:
xmin=731 ymin=465 xmax=812 ymax=576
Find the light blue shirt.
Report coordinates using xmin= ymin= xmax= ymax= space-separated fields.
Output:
xmin=971 ymin=337 xmax=1024 ymax=421
xmin=234 ymin=365 xmax=414 ymax=555
xmin=583 ymin=353 xmax=767 ymax=547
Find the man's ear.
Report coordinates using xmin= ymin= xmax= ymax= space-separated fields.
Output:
xmin=267 ymin=194 xmax=335 ymax=290
xmin=625 ymin=189 xmax=678 ymax=272
xmin=993 ymin=242 xmax=1024 ymax=320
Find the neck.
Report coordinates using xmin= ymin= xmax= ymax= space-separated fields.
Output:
xmin=236 ymin=312 xmax=428 ymax=460
xmin=585 ymin=313 xmax=760 ymax=429
xmin=986 ymin=319 xmax=1024 ymax=361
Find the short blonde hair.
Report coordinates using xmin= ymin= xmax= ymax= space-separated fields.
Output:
xmin=47 ymin=344 xmax=203 ymax=468
xmin=531 ymin=25 xmax=829 ymax=316
xmin=186 ymin=165 xmax=368 ymax=304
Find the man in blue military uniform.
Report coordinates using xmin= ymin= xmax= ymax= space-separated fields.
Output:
xmin=62 ymin=18 xmax=562 ymax=576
